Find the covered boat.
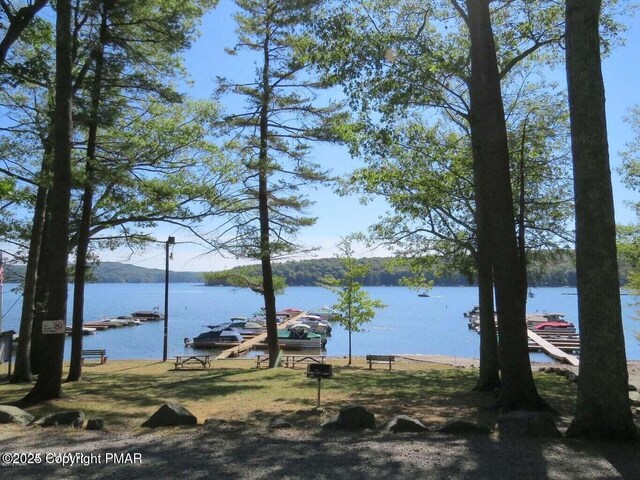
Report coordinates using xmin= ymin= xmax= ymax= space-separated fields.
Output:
xmin=129 ymin=308 xmax=164 ymax=321
xmin=185 ymin=323 xmax=244 ymax=348
xmin=278 ymin=324 xmax=326 ymax=349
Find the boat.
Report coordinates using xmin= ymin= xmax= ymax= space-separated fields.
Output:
xmin=185 ymin=323 xmax=244 ymax=348
xmin=129 ymin=308 xmax=164 ymax=321
xmin=278 ymin=307 xmax=303 ymax=319
xmin=308 ymin=306 xmax=339 ymax=321
xmin=278 ymin=324 xmax=326 ymax=349
xmin=65 ymin=326 xmax=97 ymax=335
xmin=221 ymin=319 xmax=264 ymax=337
xmin=464 ymin=305 xmax=480 ymax=318
xmin=295 ymin=315 xmax=332 ymax=334
xmin=418 ymin=292 xmax=430 ymax=297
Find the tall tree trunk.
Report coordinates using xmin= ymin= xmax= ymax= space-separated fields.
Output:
xmin=466 ymin=0 xmax=545 ymax=410
xmin=473 ymin=247 xmax=500 ymax=391
xmin=22 ymin=0 xmax=73 ymax=404
xmin=67 ymin=0 xmax=109 ymax=382
xmin=259 ymin=12 xmax=280 ymax=367
xmin=564 ymin=0 xmax=638 ymax=441
xmin=11 ymin=170 xmax=49 ymax=383
xmin=30 ymin=205 xmax=50 ymax=376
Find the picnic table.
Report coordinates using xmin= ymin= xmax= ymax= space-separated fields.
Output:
xmin=284 ymin=355 xmax=326 ymax=369
xmin=255 ymin=354 xmax=326 ymax=369
xmin=174 ymin=355 xmax=211 ymax=370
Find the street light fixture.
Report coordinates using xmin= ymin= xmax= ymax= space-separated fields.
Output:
xmin=163 ymin=236 xmax=175 ymax=362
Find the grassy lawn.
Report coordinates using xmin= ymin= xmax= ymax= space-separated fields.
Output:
xmin=0 ymin=357 xmax=577 ymax=431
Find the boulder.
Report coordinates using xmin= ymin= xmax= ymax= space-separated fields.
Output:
xmin=37 ymin=411 xmax=85 ymax=428
xmin=321 ymin=405 xmax=375 ymax=430
xmin=434 ymin=419 xmax=492 ymax=435
xmin=498 ymin=411 xmax=561 ymax=438
xmin=141 ymin=402 xmax=197 ymax=428
xmin=0 ymin=405 xmax=34 ymax=425
xmin=85 ymin=418 xmax=104 ymax=431
xmin=384 ymin=415 xmax=428 ymax=433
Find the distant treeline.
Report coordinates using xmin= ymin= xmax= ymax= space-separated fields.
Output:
xmin=203 ymin=252 xmax=618 ymax=288
xmin=0 ymin=253 xmax=631 ymax=286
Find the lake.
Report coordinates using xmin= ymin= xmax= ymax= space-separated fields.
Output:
xmin=1 ymin=284 xmax=639 ymax=362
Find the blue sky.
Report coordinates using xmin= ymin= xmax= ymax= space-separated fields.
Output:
xmin=105 ymin=0 xmax=640 ymax=272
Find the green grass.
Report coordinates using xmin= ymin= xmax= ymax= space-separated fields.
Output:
xmin=0 ymin=358 xmax=578 ymax=430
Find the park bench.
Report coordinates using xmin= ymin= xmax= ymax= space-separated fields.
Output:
xmin=81 ymin=349 xmax=107 ymax=365
xmin=366 ymin=354 xmax=395 ymax=371
xmin=174 ymin=355 xmax=211 ymax=370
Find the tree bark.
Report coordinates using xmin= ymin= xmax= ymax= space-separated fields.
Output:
xmin=22 ymin=0 xmax=73 ymax=404
xmin=67 ymin=0 xmax=109 ymax=382
xmin=473 ymin=247 xmax=500 ymax=391
xmin=259 ymin=6 xmax=281 ymax=367
xmin=564 ymin=0 xmax=638 ymax=441
xmin=11 ymin=172 xmax=49 ymax=383
xmin=466 ymin=0 xmax=545 ymax=410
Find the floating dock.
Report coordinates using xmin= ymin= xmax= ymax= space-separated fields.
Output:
xmin=465 ymin=309 xmax=580 ymax=365
xmin=216 ymin=311 xmax=306 ymax=359
xmin=527 ymin=329 xmax=580 ymax=366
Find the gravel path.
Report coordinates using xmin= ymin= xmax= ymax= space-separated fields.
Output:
xmin=1 ymin=421 xmax=640 ymax=479
xmin=2 ymin=357 xmax=639 ymax=479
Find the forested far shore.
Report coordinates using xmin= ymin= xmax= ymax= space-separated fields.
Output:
xmin=202 ymin=253 xmax=632 ymax=288
xmin=0 ymin=254 xmax=633 ymax=287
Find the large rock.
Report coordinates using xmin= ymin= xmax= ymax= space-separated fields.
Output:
xmin=434 ymin=419 xmax=492 ymax=435
xmin=141 ymin=402 xmax=197 ymax=428
xmin=0 ymin=405 xmax=34 ymax=425
xmin=498 ymin=411 xmax=561 ymax=438
xmin=321 ymin=405 xmax=375 ymax=430
xmin=37 ymin=411 xmax=85 ymax=428
xmin=384 ymin=415 xmax=428 ymax=433
xmin=85 ymin=418 xmax=104 ymax=431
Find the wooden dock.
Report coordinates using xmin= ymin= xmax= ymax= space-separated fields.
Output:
xmin=527 ymin=329 xmax=580 ymax=366
xmin=216 ymin=312 xmax=306 ymax=359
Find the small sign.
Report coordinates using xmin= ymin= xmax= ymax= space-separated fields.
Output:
xmin=306 ymin=363 xmax=333 ymax=378
xmin=42 ymin=320 xmax=66 ymax=335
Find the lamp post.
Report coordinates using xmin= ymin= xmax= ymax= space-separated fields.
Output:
xmin=163 ymin=236 xmax=175 ymax=362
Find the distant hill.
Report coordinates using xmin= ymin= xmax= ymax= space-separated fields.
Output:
xmin=0 ymin=253 xmax=630 ymax=287
xmin=2 ymin=262 xmax=204 ymax=284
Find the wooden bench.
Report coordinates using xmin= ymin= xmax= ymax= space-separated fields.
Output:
xmin=366 ymin=354 xmax=395 ymax=370
xmin=284 ymin=355 xmax=326 ymax=369
xmin=81 ymin=349 xmax=107 ymax=365
xmin=174 ymin=355 xmax=211 ymax=370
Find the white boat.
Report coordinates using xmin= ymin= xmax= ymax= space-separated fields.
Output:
xmin=65 ymin=326 xmax=97 ymax=335
xmin=296 ymin=315 xmax=332 ymax=334
xmin=308 ymin=306 xmax=340 ymax=321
